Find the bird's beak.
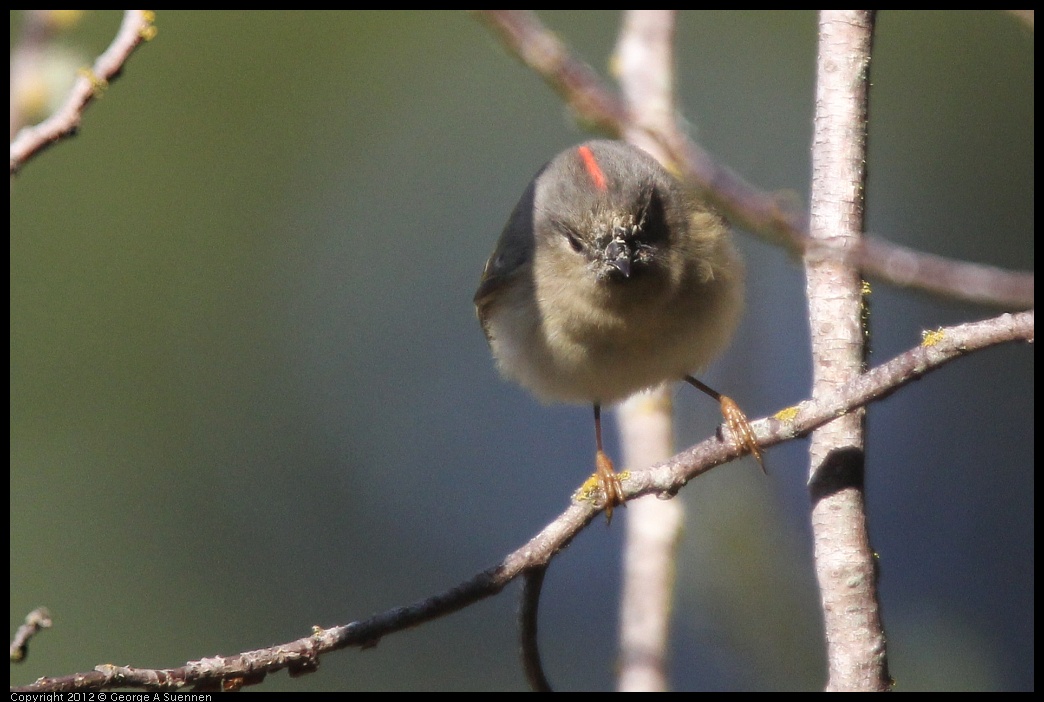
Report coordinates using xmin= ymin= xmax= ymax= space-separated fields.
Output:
xmin=604 ymin=235 xmax=633 ymax=278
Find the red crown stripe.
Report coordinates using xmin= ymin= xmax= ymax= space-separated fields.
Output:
xmin=576 ymin=145 xmax=608 ymax=192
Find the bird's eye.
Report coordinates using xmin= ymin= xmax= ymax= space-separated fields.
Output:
xmin=640 ymin=189 xmax=670 ymax=244
xmin=563 ymin=228 xmax=584 ymax=253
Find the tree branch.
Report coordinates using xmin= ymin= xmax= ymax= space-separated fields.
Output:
xmin=613 ymin=9 xmax=684 ymax=694
xmin=9 ymin=10 xmax=155 ymax=175
xmin=9 ymin=607 xmax=52 ymax=663
xmin=805 ymin=11 xmax=890 ymax=692
xmin=12 ymin=309 xmax=1031 ymax=693
xmin=519 ymin=566 xmax=552 ymax=692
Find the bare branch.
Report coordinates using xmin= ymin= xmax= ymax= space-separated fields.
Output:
xmin=805 ymin=11 xmax=890 ymax=692
xmin=472 ymin=10 xmax=629 ymax=135
xmin=645 ymin=310 xmax=1034 ymax=492
xmin=474 ymin=10 xmax=1033 ymax=309
xmin=12 ymin=309 xmax=1031 ymax=693
xmin=519 ymin=567 xmax=553 ymax=693
xmin=9 ymin=607 xmax=52 ymax=663
xmin=613 ymin=9 xmax=683 ymax=694
xmin=9 ymin=10 xmax=155 ymax=175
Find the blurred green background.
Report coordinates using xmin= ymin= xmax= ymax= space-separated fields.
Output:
xmin=10 ymin=11 xmax=1033 ymax=691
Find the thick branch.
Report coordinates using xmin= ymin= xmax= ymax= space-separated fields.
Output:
xmin=805 ymin=11 xmax=889 ymax=692
xmin=613 ymin=9 xmax=683 ymax=694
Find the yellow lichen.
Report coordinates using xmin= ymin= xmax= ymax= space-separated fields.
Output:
xmin=77 ymin=67 xmax=108 ymax=95
xmin=574 ymin=475 xmax=600 ymax=502
xmin=921 ymin=328 xmax=946 ymax=347
xmin=574 ymin=471 xmax=629 ymax=502
xmin=140 ymin=11 xmax=158 ymax=41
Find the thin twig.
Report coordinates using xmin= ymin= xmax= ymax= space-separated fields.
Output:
xmin=473 ymin=9 xmax=629 ymax=135
xmin=9 ymin=607 xmax=52 ymax=663
xmin=9 ymin=10 xmax=155 ymax=175
xmin=519 ymin=566 xmax=552 ymax=692
xmin=11 ymin=309 xmax=1031 ymax=693
xmin=473 ymin=10 xmax=1033 ymax=310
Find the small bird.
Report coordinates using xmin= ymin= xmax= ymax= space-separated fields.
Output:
xmin=475 ymin=140 xmax=761 ymax=520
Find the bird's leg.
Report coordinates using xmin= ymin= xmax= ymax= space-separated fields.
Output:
xmin=593 ymin=403 xmax=625 ymax=522
xmin=684 ymin=376 xmax=764 ymax=472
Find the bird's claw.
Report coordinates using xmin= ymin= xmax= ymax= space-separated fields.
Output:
xmin=594 ymin=449 xmax=625 ymax=523
xmin=719 ymin=395 xmax=765 ymax=472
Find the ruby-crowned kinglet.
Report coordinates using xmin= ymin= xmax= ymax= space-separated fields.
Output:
xmin=475 ymin=140 xmax=761 ymax=519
